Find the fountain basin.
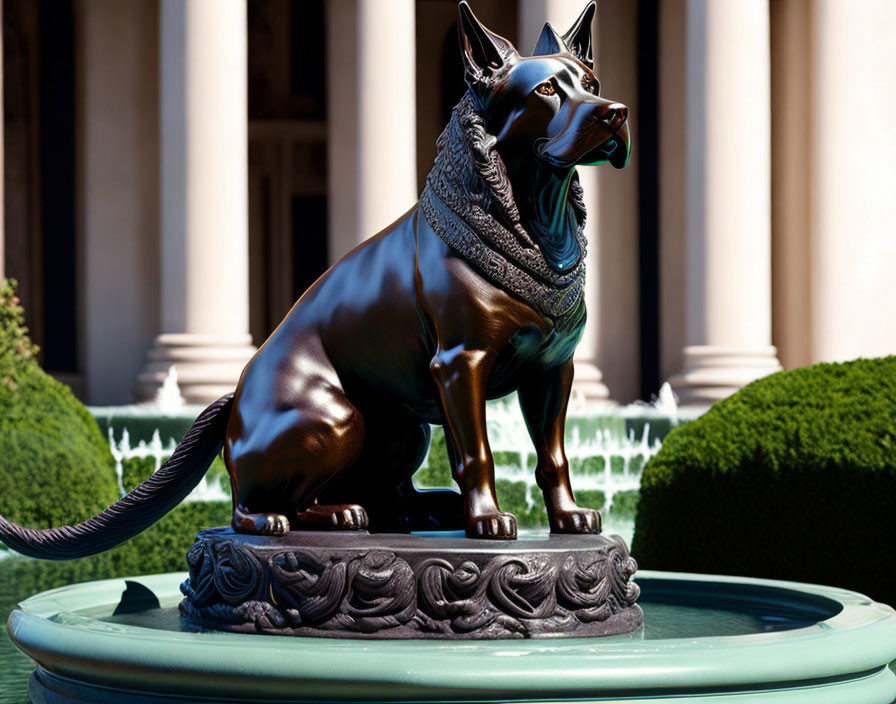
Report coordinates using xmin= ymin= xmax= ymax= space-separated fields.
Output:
xmin=9 ymin=569 xmax=896 ymax=703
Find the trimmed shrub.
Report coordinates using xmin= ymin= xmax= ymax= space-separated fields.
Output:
xmin=0 ymin=280 xmax=38 ymax=386
xmin=0 ymin=280 xmax=230 ymax=591
xmin=0 ymin=281 xmax=119 ymax=529
xmin=631 ymin=357 xmax=896 ymax=606
xmin=121 ymin=456 xmax=157 ymax=494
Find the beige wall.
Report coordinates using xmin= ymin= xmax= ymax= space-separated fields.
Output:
xmin=770 ymin=0 xmax=813 ymax=370
xmin=595 ymin=0 xmax=641 ymax=403
xmin=658 ymin=0 xmax=687 ymax=382
xmin=77 ymin=0 xmax=160 ymax=404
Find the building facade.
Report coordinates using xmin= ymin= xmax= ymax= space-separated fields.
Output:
xmin=2 ymin=0 xmax=895 ymax=407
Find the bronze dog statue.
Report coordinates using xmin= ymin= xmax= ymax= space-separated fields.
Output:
xmin=0 ymin=2 xmax=630 ymax=558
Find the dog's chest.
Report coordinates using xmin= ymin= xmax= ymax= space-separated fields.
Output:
xmin=490 ymin=295 xmax=586 ymax=394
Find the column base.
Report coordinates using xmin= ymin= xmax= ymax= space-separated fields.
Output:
xmin=572 ymin=360 xmax=612 ymax=404
xmin=136 ymin=333 xmax=256 ymax=405
xmin=667 ymin=345 xmax=783 ymax=409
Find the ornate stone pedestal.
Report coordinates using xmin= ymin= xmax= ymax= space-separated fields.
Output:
xmin=179 ymin=529 xmax=642 ymax=639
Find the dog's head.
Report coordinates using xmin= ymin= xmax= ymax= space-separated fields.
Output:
xmin=457 ymin=1 xmax=630 ymax=170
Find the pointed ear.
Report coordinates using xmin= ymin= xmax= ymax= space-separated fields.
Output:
xmin=532 ymin=22 xmax=566 ymax=57
xmin=561 ymin=1 xmax=596 ymax=69
xmin=457 ymin=1 xmax=517 ymax=101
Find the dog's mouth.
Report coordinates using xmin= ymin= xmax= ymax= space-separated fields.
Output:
xmin=578 ymin=125 xmax=631 ymax=169
xmin=535 ymin=122 xmax=631 ymax=170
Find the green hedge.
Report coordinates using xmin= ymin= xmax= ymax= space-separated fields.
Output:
xmin=0 ymin=279 xmax=231 ymax=608
xmin=0 ymin=280 xmax=38 ymax=383
xmin=0 ymin=363 xmax=121 ymax=529
xmin=0 ymin=281 xmax=119 ymax=529
xmin=631 ymin=357 xmax=896 ymax=606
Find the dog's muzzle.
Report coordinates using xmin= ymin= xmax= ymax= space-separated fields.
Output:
xmin=535 ymin=99 xmax=632 ymax=170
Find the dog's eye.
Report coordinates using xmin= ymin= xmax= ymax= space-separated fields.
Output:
xmin=582 ymin=76 xmax=598 ymax=94
xmin=535 ymin=80 xmax=556 ymax=97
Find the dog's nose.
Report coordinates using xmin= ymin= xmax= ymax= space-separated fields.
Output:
xmin=595 ymin=103 xmax=628 ymax=131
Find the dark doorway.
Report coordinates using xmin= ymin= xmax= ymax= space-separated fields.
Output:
xmin=247 ymin=0 xmax=329 ymax=344
xmin=637 ymin=0 xmax=660 ymax=400
xmin=3 ymin=0 xmax=78 ymax=376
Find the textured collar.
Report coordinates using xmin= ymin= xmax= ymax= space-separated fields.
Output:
xmin=419 ymin=94 xmax=587 ymax=319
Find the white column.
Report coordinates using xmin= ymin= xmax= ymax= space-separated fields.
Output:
xmin=809 ymin=0 xmax=896 ymax=363
xmin=520 ymin=0 xmax=609 ymax=402
xmin=137 ymin=0 xmax=255 ymax=404
xmin=80 ymin=0 xmax=160 ymax=405
xmin=326 ymin=0 xmax=417 ymax=261
xmin=667 ymin=0 xmax=781 ymax=407
xmin=593 ymin=0 xmax=640 ymax=404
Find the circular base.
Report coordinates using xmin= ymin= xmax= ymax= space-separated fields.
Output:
xmin=9 ymin=570 xmax=896 ymax=703
xmin=179 ymin=529 xmax=642 ymax=639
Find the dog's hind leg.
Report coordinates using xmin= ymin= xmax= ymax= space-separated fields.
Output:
xmin=232 ymin=504 xmax=291 ymax=536
xmin=389 ymin=427 xmax=463 ymax=531
xmin=225 ymin=377 xmax=367 ymax=535
xmin=318 ymin=413 xmax=462 ymax=532
xmin=293 ymin=500 xmax=369 ymax=530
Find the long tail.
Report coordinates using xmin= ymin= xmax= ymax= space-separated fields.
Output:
xmin=0 ymin=393 xmax=234 ymax=560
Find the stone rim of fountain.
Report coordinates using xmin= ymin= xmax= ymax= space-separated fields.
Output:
xmin=10 ymin=569 xmax=896 ymax=703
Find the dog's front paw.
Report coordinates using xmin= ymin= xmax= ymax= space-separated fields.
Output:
xmin=551 ymin=508 xmax=602 ymax=534
xmin=468 ymin=512 xmax=518 ymax=540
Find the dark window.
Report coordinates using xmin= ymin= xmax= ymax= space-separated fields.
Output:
xmin=39 ymin=0 xmax=77 ymax=373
